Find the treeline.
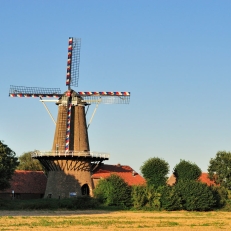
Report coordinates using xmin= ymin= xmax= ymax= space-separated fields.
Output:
xmin=1 ymin=140 xmax=231 ymax=211
xmin=94 ymin=154 xmax=231 ymax=211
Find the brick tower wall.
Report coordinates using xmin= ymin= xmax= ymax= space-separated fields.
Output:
xmin=44 ymin=159 xmax=93 ymax=198
xmin=73 ymin=105 xmax=90 ymax=152
xmin=43 ymin=104 xmax=93 ymax=198
xmin=52 ymin=106 xmax=67 ymax=151
xmin=52 ymin=105 xmax=90 ymax=152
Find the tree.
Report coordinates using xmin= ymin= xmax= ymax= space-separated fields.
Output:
xmin=208 ymin=151 xmax=231 ymax=189
xmin=173 ymin=160 xmax=201 ymax=182
xmin=140 ymin=157 xmax=169 ymax=187
xmin=17 ymin=151 xmax=43 ymax=171
xmin=93 ymin=174 xmax=132 ymax=207
xmin=0 ymin=141 xmax=19 ymax=190
xmin=210 ymin=185 xmax=228 ymax=208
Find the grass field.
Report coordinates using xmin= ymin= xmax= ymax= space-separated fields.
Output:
xmin=0 ymin=210 xmax=231 ymax=230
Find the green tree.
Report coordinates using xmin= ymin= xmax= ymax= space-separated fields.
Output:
xmin=173 ymin=160 xmax=201 ymax=182
xmin=93 ymin=174 xmax=132 ymax=207
xmin=208 ymin=151 xmax=231 ymax=189
xmin=210 ymin=185 xmax=228 ymax=208
xmin=17 ymin=151 xmax=43 ymax=171
xmin=140 ymin=157 xmax=169 ymax=187
xmin=0 ymin=141 xmax=19 ymax=190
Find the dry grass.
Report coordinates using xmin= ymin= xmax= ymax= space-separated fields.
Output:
xmin=0 ymin=210 xmax=230 ymax=230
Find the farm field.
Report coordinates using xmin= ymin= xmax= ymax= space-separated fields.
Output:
xmin=0 ymin=210 xmax=230 ymax=230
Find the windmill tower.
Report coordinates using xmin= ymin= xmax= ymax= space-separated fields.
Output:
xmin=9 ymin=37 xmax=130 ymax=198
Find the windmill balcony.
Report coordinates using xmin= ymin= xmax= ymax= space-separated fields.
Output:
xmin=31 ymin=150 xmax=110 ymax=159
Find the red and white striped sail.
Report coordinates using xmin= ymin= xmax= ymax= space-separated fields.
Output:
xmin=9 ymin=86 xmax=130 ymax=104
xmin=66 ymin=37 xmax=81 ymax=88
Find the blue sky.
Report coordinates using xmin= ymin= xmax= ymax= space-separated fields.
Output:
xmin=1 ymin=1 xmax=231 ymax=174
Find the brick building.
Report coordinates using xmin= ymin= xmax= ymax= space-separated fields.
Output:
xmin=0 ymin=170 xmax=47 ymax=200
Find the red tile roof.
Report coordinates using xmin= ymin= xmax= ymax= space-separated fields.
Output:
xmin=0 ymin=170 xmax=47 ymax=194
xmin=92 ymin=164 xmax=146 ymax=186
xmin=167 ymin=173 xmax=217 ymax=186
xmin=199 ymin=173 xmax=216 ymax=186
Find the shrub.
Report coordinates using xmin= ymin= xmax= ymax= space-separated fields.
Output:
xmin=161 ymin=181 xmax=217 ymax=211
xmin=175 ymin=180 xmax=216 ymax=211
xmin=131 ymin=185 xmax=147 ymax=209
xmin=74 ymin=196 xmax=99 ymax=209
xmin=0 ymin=197 xmax=100 ymax=210
xmin=160 ymin=185 xmax=183 ymax=211
xmin=132 ymin=185 xmax=162 ymax=210
xmin=94 ymin=174 xmax=132 ymax=207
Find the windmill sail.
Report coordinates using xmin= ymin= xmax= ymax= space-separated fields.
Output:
xmin=66 ymin=37 xmax=81 ymax=88
xmin=9 ymin=85 xmax=62 ymax=98
xmin=79 ymin=92 xmax=130 ymax=104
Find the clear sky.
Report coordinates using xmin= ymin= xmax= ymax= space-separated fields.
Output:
xmin=1 ymin=1 xmax=231 ymax=174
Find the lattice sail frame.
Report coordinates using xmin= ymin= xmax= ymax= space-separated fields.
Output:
xmin=66 ymin=37 xmax=81 ymax=88
xmin=9 ymin=86 xmax=130 ymax=104
xmin=9 ymin=85 xmax=62 ymax=98
xmin=82 ymin=94 xmax=130 ymax=104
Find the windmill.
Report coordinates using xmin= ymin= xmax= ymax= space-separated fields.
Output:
xmin=9 ymin=37 xmax=130 ymax=198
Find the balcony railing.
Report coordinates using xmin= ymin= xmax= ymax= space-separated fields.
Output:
xmin=31 ymin=150 xmax=110 ymax=159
